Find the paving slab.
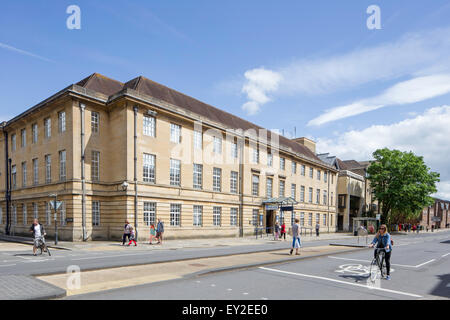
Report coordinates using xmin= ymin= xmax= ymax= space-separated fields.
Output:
xmin=0 ymin=275 xmax=66 ymax=300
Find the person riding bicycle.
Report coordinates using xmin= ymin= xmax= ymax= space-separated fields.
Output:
xmin=29 ymin=218 xmax=46 ymax=256
xmin=369 ymin=224 xmax=392 ymax=280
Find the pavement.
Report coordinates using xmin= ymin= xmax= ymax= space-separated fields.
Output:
xmin=1 ymin=229 xmax=448 ymax=300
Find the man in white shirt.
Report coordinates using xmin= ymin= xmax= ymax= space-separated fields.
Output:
xmin=29 ymin=219 xmax=46 ymax=256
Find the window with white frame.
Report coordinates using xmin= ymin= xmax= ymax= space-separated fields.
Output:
xmin=266 ymin=178 xmax=273 ymax=197
xmin=170 ymin=159 xmax=181 ymax=186
xmin=301 ymin=164 xmax=305 ymax=176
xmin=279 ymin=180 xmax=285 ymax=197
xmin=193 ymin=129 xmax=202 ymax=150
xmin=11 ymin=134 xmax=16 ymax=151
xmin=252 ymin=175 xmax=259 ymax=196
xmin=213 ymin=207 xmax=221 ymax=226
xmin=292 ymin=161 xmax=297 ymax=174
xmin=11 ymin=165 xmax=16 ymax=189
xmin=58 ymin=111 xmax=66 ymax=133
xmin=267 ymin=152 xmax=273 ymax=167
xmin=21 ymin=129 xmax=26 ymax=148
xmin=91 ymin=151 xmax=100 ymax=182
xmin=33 ymin=202 xmax=38 ymax=220
xmin=32 ymin=123 xmax=38 ymax=144
xmin=12 ymin=204 xmax=17 ymax=225
xmin=300 ymin=212 xmax=305 ymax=226
xmin=308 ymin=187 xmax=313 ymax=203
xmin=59 ymin=150 xmax=66 ymax=181
xmin=300 ymin=186 xmax=305 ymax=202
xmin=252 ymin=146 xmax=259 ymax=164
xmin=91 ymin=112 xmax=99 ymax=134
xmin=143 ymin=153 xmax=156 ymax=183
xmin=33 ymin=158 xmax=38 ymax=186
xmin=231 ymin=141 xmax=238 ymax=159
xmin=230 ymin=171 xmax=238 ymax=193
xmin=143 ymin=115 xmax=155 ymax=137
xmin=92 ymin=201 xmax=100 ymax=226
xmin=252 ymin=209 xmax=259 ymax=226
xmin=143 ymin=202 xmax=156 ymax=226
xmin=323 ymin=190 xmax=327 ymax=205
xmin=308 ymin=213 xmax=312 ymax=226
xmin=170 ymin=123 xmax=181 ymax=143
xmin=316 ymin=213 xmax=320 ymax=225
xmin=213 ymin=136 xmax=222 ymax=154
xmin=193 ymin=164 xmax=203 ymax=189
xmin=280 ymin=157 xmax=285 ymax=170
xmin=45 ymin=155 xmax=51 ymax=183
xmin=193 ymin=205 xmax=202 ymax=226
xmin=317 ymin=170 xmax=321 ymax=181
xmin=213 ymin=167 xmax=221 ymax=192
xmin=291 ymin=212 xmax=296 ymax=226
xmin=324 ymin=172 xmax=328 ymax=183
xmin=291 ymin=184 xmax=296 ymax=200
xmin=309 ymin=167 xmax=313 ymax=178
xmin=22 ymin=204 xmax=27 ymax=225
xmin=22 ymin=162 xmax=27 ymax=187
xmin=316 ymin=189 xmax=320 ymax=204
xmin=46 ymin=202 xmax=51 ymax=226
xmin=323 ymin=214 xmax=327 ymax=226
xmin=44 ymin=118 xmax=51 ymax=139
xmin=170 ymin=204 xmax=181 ymax=226
xmin=230 ymin=208 xmax=238 ymax=226
xmin=60 ymin=202 xmax=66 ymax=226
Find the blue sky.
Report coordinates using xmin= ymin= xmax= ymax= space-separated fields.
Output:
xmin=1 ymin=0 xmax=450 ymax=197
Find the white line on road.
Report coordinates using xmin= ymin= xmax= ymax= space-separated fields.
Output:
xmin=441 ymin=253 xmax=450 ymax=258
xmin=259 ymin=267 xmax=422 ymax=298
xmin=0 ymin=264 xmax=16 ymax=267
xmin=414 ymin=259 xmax=436 ymax=268
xmin=328 ymin=256 xmax=436 ymax=268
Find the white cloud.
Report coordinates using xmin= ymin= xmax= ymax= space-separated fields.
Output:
xmin=308 ymin=74 xmax=450 ymax=126
xmin=241 ymin=68 xmax=282 ymax=115
xmin=240 ymin=27 xmax=450 ymax=115
xmin=316 ymin=105 xmax=450 ymax=199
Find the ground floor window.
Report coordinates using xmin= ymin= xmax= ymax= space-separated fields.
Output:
xmin=323 ymin=214 xmax=327 ymax=226
xmin=12 ymin=205 xmax=17 ymax=225
xmin=230 ymin=208 xmax=238 ymax=226
xmin=46 ymin=202 xmax=51 ymax=226
xmin=308 ymin=213 xmax=312 ymax=226
xmin=316 ymin=213 xmax=320 ymax=225
xmin=193 ymin=205 xmax=202 ymax=227
xmin=92 ymin=201 xmax=100 ymax=226
xmin=144 ymin=202 xmax=156 ymax=226
xmin=300 ymin=212 xmax=305 ymax=226
xmin=252 ymin=209 xmax=259 ymax=226
xmin=22 ymin=204 xmax=27 ymax=226
xmin=170 ymin=204 xmax=181 ymax=226
xmin=213 ymin=207 xmax=221 ymax=226
xmin=60 ymin=202 xmax=66 ymax=226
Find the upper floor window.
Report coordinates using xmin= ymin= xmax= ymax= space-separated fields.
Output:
xmin=143 ymin=115 xmax=156 ymax=137
xmin=267 ymin=152 xmax=273 ymax=167
xmin=301 ymin=165 xmax=306 ymax=176
xmin=193 ymin=164 xmax=203 ymax=189
xmin=44 ymin=118 xmax=51 ymax=139
xmin=309 ymin=167 xmax=313 ymax=178
xmin=230 ymin=171 xmax=238 ymax=194
xmin=91 ymin=151 xmax=100 ymax=182
xmin=280 ymin=157 xmax=285 ymax=170
xmin=143 ymin=153 xmax=156 ymax=183
xmin=32 ymin=124 xmax=38 ymax=144
xmin=213 ymin=167 xmax=222 ymax=192
xmin=194 ymin=130 xmax=202 ymax=150
xmin=252 ymin=147 xmax=259 ymax=164
xmin=213 ymin=136 xmax=222 ymax=154
xmin=11 ymin=134 xmax=16 ymax=151
xmin=11 ymin=165 xmax=17 ymax=188
xmin=91 ymin=112 xmax=99 ymax=134
xmin=266 ymin=178 xmax=273 ymax=198
xmin=33 ymin=158 xmax=38 ymax=186
xmin=292 ymin=161 xmax=297 ymax=174
xmin=22 ymin=162 xmax=27 ymax=187
xmin=231 ymin=141 xmax=238 ymax=159
xmin=279 ymin=180 xmax=285 ymax=197
xmin=252 ymin=175 xmax=260 ymax=196
xmin=170 ymin=123 xmax=181 ymax=143
xmin=170 ymin=159 xmax=181 ymax=186
xmin=59 ymin=150 xmax=66 ymax=181
xmin=317 ymin=170 xmax=321 ymax=181
xmin=45 ymin=155 xmax=51 ymax=183
xmin=58 ymin=111 xmax=66 ymax=133
xmin=21 ymin=129 xmax=26 ymax=148
xmin=324 ymin=172 xmax=328 ymax=183
xmin=300 ymin=185 xmax=305 ymax=202
xmin=316 ymin=189 xmax=320 ymax=204
xmin=291 ymin=184 xmax=296 ymax=200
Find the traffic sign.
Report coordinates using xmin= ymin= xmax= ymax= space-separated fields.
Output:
xmin=50 ymin=201 xmax=63 ymax=210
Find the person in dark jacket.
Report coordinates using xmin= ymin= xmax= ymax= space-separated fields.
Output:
xmin=122 ymin=220 xmax=132 ymax=245
xmin=156 ymin=219 xmax=164 ymax=244
xmin=29 ymin=219 xmax=46 ymax=256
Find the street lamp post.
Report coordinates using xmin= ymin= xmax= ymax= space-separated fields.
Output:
xmin=49 ymin=193 xmax=58 ymax=245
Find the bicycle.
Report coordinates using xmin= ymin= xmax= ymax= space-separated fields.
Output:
xmin=369 ymin=248 xmax=386 ymax=282
xmin=35 ymin=236 xmax=51 ymax=256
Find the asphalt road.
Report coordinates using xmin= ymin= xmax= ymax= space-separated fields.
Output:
xmin=68 ymin=231 xmax=450 ymax=300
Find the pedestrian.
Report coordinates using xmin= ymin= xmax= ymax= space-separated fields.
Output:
xmin=274 ymin=222 xmax=280 ymax=241
xmin=122 ymin=219 xmax=132 ymax=245
xmin=290 ymin=218 xmax=301 ymax=255
xmin=127 ymin=226 xmax=137 ymax=246
xmin=412 ymin=224 xmax=416 ymax=232
xmin=280 ymin=222 xmax=286 ymax=241
xmin=29 ymin=218 xmax=46 ymax=256
xmin=156 ymin=218 xmax=164 ymax=244
xmin=416 ymin=224 xmax=420 ymax=234
xmin=315 ymin=222 xmax=320 ymax=237
xmin=149 ymin=223 xmax=156 ymax=244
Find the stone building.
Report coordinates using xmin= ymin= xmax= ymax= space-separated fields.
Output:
xmin=0 ymin=73 xmax=338 ymax=241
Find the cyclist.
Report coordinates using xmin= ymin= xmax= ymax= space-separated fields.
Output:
xmin=29 ymin=218 xmax=46 ymax=256
xmin=369 ymin=224 xmax=392 ymax=280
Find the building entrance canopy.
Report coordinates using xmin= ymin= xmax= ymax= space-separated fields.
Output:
xmin=263 ymin=197 xmax=298 ymax=210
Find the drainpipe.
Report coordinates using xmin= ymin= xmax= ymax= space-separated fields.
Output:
xmin=327 ymin=169 xmax=330 ymax=233
xmin=2 ymin=126 xmax=10 ymax=235
xmin=133 ymin=105 xmax=138 ymax=239
xmin=79 ymin=102 xmax=87 ymax=241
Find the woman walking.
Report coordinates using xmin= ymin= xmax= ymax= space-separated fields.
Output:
xmin=127 ymin=226 xmax=137 ymax=246
xmin=369 ymin=224 xmax=392 ymax=280
xmin=290 ymin=218 xmax=301 ymax=255
xmin=274 ymin=222 xmax=280 ymax=241
xmin=149 ymin=223 xmax=156 ymax=244
xmin=122 ymin=219 xmax=132 ymax=245
xmin=280 ymin=222 xmax=286 ymax=241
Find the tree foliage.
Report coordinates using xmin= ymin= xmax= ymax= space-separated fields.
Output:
xmin=367 ymin=148 xmax=439 ymax=225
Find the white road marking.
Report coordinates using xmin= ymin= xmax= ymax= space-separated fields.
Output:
xmin=441 ymin=253 xmax=450 ymax=258
xmin=328 ymin=256 xmax=414 ymax=268
xmin=414 ymin=259 xmax=435 ymax=268
xmin=259 ymin=267 xmax=422 ymax=298
xmin=243 ymin=292 xmax=249 ymax=295
xmin=0 ymin=264 xmax=16 ymax=267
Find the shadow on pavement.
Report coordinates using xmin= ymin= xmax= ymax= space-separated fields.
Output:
xmin=338 ymin=274 xmax=370 ymax=283
xmin=429 ymin=274 xmax=450 ymax=298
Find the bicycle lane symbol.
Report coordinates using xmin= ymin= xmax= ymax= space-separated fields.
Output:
xmin=334 ymin=264 xmax=395 ymax=289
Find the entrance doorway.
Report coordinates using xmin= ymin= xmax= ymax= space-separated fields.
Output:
xmin=266 ymin=210 xmax=274 ymax=233
xmin=338 ymin=214 xmax=344 ymax=231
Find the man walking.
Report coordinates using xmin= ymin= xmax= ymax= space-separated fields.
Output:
xmin=156 ymin=218 xmax=164 ymax=244
xmin=315 ymin=222 xmax=320 ymax=237
xmin=290 ymin=218 xmax=301 ymax=255
xmin=29 ymin=219 xmax=46 ymax=256
xmin=122 ymin=219 xmax=132 ymax=245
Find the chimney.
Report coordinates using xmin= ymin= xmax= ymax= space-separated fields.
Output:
xmin=292 ymin=137 xmax=316 ymax=153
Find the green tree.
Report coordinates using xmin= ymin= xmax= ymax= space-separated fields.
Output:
xmin=367 ymin=148 xmax=439 ymax=226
